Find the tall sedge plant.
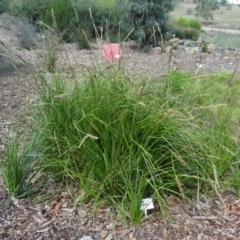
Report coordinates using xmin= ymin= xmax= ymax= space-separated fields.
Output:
xmin=31 ymin=65 xmax=240 ymax=223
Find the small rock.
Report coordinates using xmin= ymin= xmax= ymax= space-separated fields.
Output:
xmin=106 ymin=223 xmax=113 ymax=229
xmin=185 ymin=47 xmax=195 ymax=55
xmin=169 ymin=37 xmax=180 ymax=44
xmin=146 ymin=223 xmax=153 ymax=229
xmin=207 ymin=43 xmax=216 ymax=52
xmin=105 ymin=234 xmax=113 ymax=240
xmin=224 ymin=49 xmax=232 ymax=55
xmin=129 ymin=232 xmax=134 ymax=240
xmin=79 ymin=236 xmax=93 ymax=240
xmin=78 ymin=209 xmax=88 ymax=218
xmin=184 ymin=40 xmax=195 ymax=47
xmin=100 ymin=231 xmax=108 ymax=239
xmin=151 ymin=47 xmax=162 ymax=55
xmin=215 ymin=52 xmax=222 ymax=57
xmin=165 ymin=46 xmax=172 ymax=53
xmin=233 ymin=51 xmax=238 ymax=56
xmin=195 ymin=47 xmax=202 ymax=53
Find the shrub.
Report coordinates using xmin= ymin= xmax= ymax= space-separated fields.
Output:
xmin=220 ymin=0 xmax=227 ymax=5
xmin=8 ymin=0 xmax=49 ymax=23
xmin=0 ymin=0 xmax=7 ymax=14
xmin=189 ymin=18 xmax=202 ymax=30
xmin=119 ymin=0 xmax=174 ymax=51
xmin=202 ymin=41 xmax=208 ymax=52
xmin=186 ymin=8 xmax=193 ymax=15
xmin=15 ymin=18 xmax=39 ymax=49
xmin=173 ymin=25 xmax=199 ymax=40
xmin=73 ymin=0 xmax=123 ymax=44
xmin=195 ymin=0 xmax=220 ymax=21
xmin=225 ymin=4 xmax=232 ymax=10
xmin=172 ymin=17 xmax=201 ymax=40
xmin=174 ymin=17 xmax=189 ymax=28
xmin=43 ymin=0 xmax=74 ymax=42
xmin=71 ymin=1 xmax=98 ymax=47
xmin=0 ymin=40 xmax=22 ymax=73
xmin=43 ymin=0 xmax=121 ymax=46
xmin=174 ymin=17 xmax=202 ymax=30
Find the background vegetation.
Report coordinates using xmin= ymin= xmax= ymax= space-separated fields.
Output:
xmin=170 ymin=2 xmax=240 ymax=29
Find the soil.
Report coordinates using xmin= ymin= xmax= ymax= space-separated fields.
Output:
xmin=202 ymin=26 xmax=240 ymax=35
xmin=1 ymin=22 xmax=240 ymax=239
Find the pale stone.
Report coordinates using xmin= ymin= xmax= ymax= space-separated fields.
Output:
xmin=100 ymin=231 xmax=108 ymax=239
xmin=185 ymin=47 xmax=195 ymax=55
xmin=207 ymin=43 xmax=216 ymax=53
xmin=169 ymin=37 xmax=180 ymax=43
xmin=224 ymin=49 xmax=232 ymax=55
xmin=151 ymin=47 xmax=162 ymax=55
xmin=195 ymin=47 xmax=202 ymax=53
xmin=79 ymin=236 xmax=93 ymax=240
xmin=165 ymin=46 xmax=172 ymax=53
xmin=78 ymin=209 xmax=87 ymax=218
xmin=105 ymin=234 xmax=113 ymax=240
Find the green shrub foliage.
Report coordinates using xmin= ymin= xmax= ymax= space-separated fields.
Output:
xmin=43 ymin=0 xmax=121 ymax=45
xmin=119 ymin=0 xmax=174 ymax=51
xmin=195 ymin=0 xmax=220 ymax=21
xmin=173 ymin=26 xmax=199 ymax=40
xmin=171 ymin=17 xmax=201 ymax=40
xmin=8 ymin=0 xmax=49 ymax=23
xmin=43 ymin=0 xmax=74 ymax=41
xmin=173 ymin=17 xmax=202 ymax=30
xmin=0 ymin=0 xmax=7 ymax=14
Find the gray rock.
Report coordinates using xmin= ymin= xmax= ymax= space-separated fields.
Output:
xmin=195 ymin=47 xmax=202 ymax=53
xmin=215 ymin=52 xmax=222 ymax=57
xmin=184 ymin=40 xmax=196 ymax=47
xmin=184 ymin=40 xmax=192 ymax=47
xmin=79 ymin=236 xmax=93 ymax=240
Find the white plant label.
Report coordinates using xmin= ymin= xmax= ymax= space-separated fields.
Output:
xmin=140 ymin=198 xmax=154 ymax=217
xmin=115 ymin=54 xmax=120 ymax=58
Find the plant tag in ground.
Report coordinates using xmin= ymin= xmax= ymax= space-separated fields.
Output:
xmin=140 ymin=198 xmax=154 ymax=217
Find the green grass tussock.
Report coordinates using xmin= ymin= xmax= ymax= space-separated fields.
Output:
xmin=25 ymin=67 xmax=240 ymax=223
xmin=1 ymin=130 xmax=44 ymax=198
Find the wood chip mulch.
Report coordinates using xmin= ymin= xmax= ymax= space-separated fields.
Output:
xmin=1 ymin=179 xmax=240 ymax=240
